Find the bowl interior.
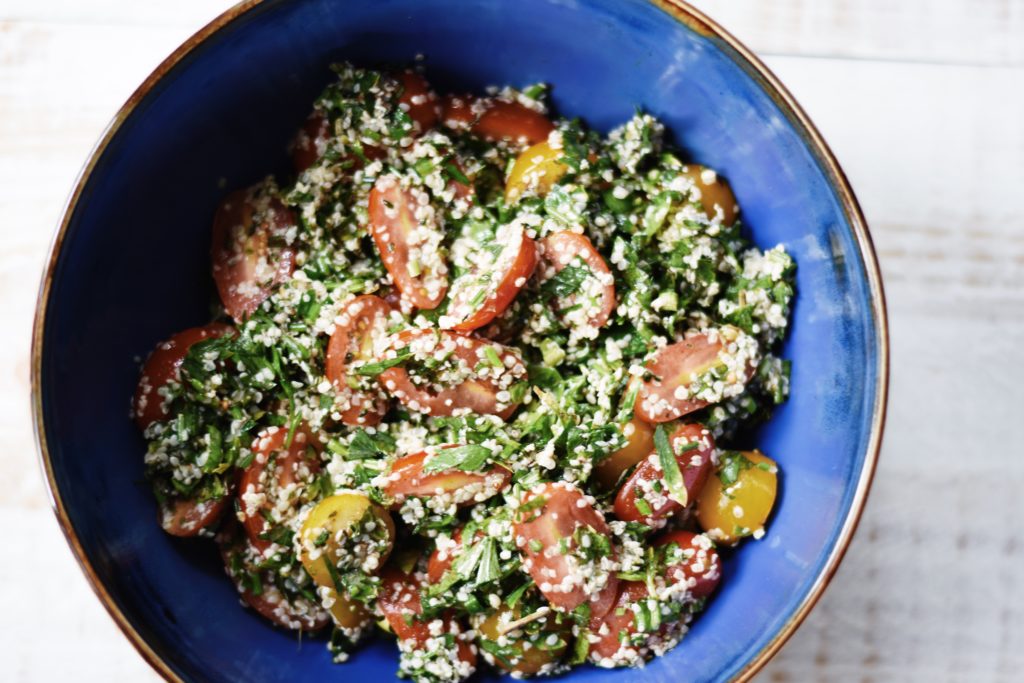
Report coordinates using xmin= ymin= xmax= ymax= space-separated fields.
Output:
xmin=37 ymin=0 xmax=883 ymax=681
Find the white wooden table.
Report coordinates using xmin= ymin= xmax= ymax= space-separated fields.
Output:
xmin=2 ymin=1 xmax=1022 ymax=681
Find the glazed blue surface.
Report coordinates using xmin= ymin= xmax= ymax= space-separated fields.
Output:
xmin=38 ymin=0 xmax=881 ymax=681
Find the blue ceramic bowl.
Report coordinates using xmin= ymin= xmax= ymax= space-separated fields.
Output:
xmin=33 ymin=1 xmax=887 ymax=681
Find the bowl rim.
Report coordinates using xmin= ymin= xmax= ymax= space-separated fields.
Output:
xmin=30 ymin=0 xmax=889 ymax=681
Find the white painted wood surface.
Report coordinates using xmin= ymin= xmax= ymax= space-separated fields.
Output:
xmin=1 ymin=1 xmax=1022 ymax=681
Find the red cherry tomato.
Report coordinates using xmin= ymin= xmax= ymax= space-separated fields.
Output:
xmin=211 ymin=188 xmax=297 ymax=322
xmin=540 ymin=231 xmax=616 ymax=329
xmin=378 ymin=567 xmax=477 ymax=666
xmin=378 ymin=329 xmax=527 ymax=419
xmin=654 ymin=530 xmax=721 ymax=601
xmin=325 ymin=295 xmax=393 ymax=426
xmin=368 ymin=175 xmax=449 ymax=310
xmin=383 ymin=450 xmax=511 ymax=509
xmin=238 ymin=427 xmax=321 ymax=553
xmin=396 ymin=70 xmax=439 ymax=134
xmin=133 ymin=323 xmax=234 ymax=430
xmin=159 ymin=495 xmax=230 ymax=537
xmin=219 ymin=528 xmax=330 ymax=631
xmin=442 ymin=224 xmax=537 ymax=332
xmin=512 ymin=482 xmax=619 ymax=618
xmin=613 ymin=423 xmax=715 ymax=526
xmin=587 ymin=580 xmax=649 ymax=662
xmin=292 ymin=112 xmax=331 ymax=173
xmin=440 ymin=95 xmax=554 ymax=146
xmin=634 ymin=332 xmax=743 ymax=423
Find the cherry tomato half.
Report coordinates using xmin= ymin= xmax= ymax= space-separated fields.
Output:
xmin=592 ymin=417 xmax=655 ymax=490
xmin=396 ymin=70 xmax=439 ymax=134
xmin=133 ymin=322 xmax=234 ymax=430
xmin=512 ymin=482 xmax=619 ymax=617
xmin=613 ymin=423 xmax=715 ymax=525
xmin=539 ymin=231 xmax=616 ymax=330
xmin=440 ymin=95 xmax=554 ymax=146
xmin=634 ymin=331 xmax=733 ymax=423
xmin=442 ymin=222 xmax=537 ymax=332
xmin=696 ymin=450 xmax=778 ymax=545
xmin=158 ymin=494 xmax=230 ymax=537
xmin=378 ymin=329 xmax=527 ymax=420
xmin=211 ymin=188 xmax=297 ymax=322
xmin=654 ymin=530 xmax=721 ymax=601
xmin=368 ymin=175 xmax=449 ymax=310
xmin=238 ymin=427 xmax=321 ymax=553
xmin=382 ymin=449 xmax=512 ymax=509
xmin=325 ymin=295 xmax=393 ymax=426
xmin=587 ymin=580 xmax=649 ymax=663
xmin=292 ymin=112 xmax=331 ymax=173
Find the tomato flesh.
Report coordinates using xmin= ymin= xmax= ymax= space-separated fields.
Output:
xmin=440 ymin=95 xmax=554 ymax=146
xmin=238 ymin=427 xmax=321 ymax=553
xmin=378 ymin=329 xmax=527 ymax=419
xmin=378 ymin=568 xmax=477 ymax=667
xmin=593 ymin=417 xmax=654 ymax=490
xmin=292 ymin=112 xmax=331 ymax=173
xmin=512 ymin=482 xmax=619 ymax=617
xmin=211 ymin=188 xmax=297 ymax=322
xmin=613 ymin=423 xmax=715 ymax=526
xmin=325 ymin=295 xmax=393 ymax=426
xmin=442 ymin=223 xmax=538 ymax=332
xmin=159 ymin=495 xmax=229 ymax=537
xmin=397 ymin=70 xmax=439 ymax=134
xmin=382 ymin=450 xmax=511 ymax=509
xmin=368 ymin=175 xmax=449 ymax=310
xmin=539 ymin=231 xmax=616 ymax=330
xmin=654 ymin=530 xmax=721 ymax=600
xmin=696 ymin=450 xmax=778 ymax=545
xmin=134 ymin=323 xmax=234 ymax=430
xmin=634 ymin=333 xmax=726 ymax=423
xmin=587 ymin=580 xmax=649 ymax=662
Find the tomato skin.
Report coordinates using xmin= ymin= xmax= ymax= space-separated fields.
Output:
xmin=539 ymin=231 xmax=616 ymax=329
xmin=634 ymin=331 xmax=740 ymax=423
xmin=159 ymin=494 xmax=230 ymax=537
xmin=654 ymin=530 xmax=721 ymax=601
xmin=440 ymin=95 xmax=554 ymax=146
xmin=238 ymin=427 xmax=321 ymax=553
xmin=505 ymin=140 xmax=569 ymax=203
xmin=696 ymin=450 xmax=778 ymax=545
xmin=396 ymin=70 xmax=439 ymax=133
xmin=587 ymin=580 xmax=649 ymax=662
xmin=593 ymin=417 xmax=655 ymax=490
xmin=679 ymin=164 xmax=738 ymax=225
xmin=443 ymin=226 xmax=538 ymax=332
xmin=292 ymin=112 xmax=331 ymax=173
xmin=378 ymin=329 xmax=527 ymax=420
xmin=325 ymin=295 xmax=393 ymax=426
xmin=427 ymin=527 xmax=464 ymax=584
xmin=378 ymin=568 xmax=477 ymax=667
xmin=613 ymin=423 xmax=715 ymax=526
xmin=211 ymin=188 xmax=297 ymax=322
xmin=512 ymin=482 xmax=619 ymax=618
xmin=382 ymin=450 xmax=512 ymax=509
xmin=368 ymin=176 xmax=449 ymax=310
xmin=134 ymin=323 xmax=234 ymax=430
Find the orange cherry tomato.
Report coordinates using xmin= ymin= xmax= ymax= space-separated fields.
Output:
xmin=378 ymin=567 xmax=477 ymax=667
xmin=634 ymin=332 xmax=731 ymax=423
xmin=539 ymin=231 xmax=616 ymax=329
xmin=679 ymin=164 xmax=738 ymax=225
xmin=442 ymin=223 xmax=538 ymax=332
xmin=238 ymin=427 xmax=321 ymax=553
xmin=292 ymin=112 xmax=331 ymax=173
xmin=613 ymin=423 xmax=715 ymax=526
xmin=512 ymin=482 xmax=619 ymax=618
xmin=396 ymin=70 xmax=439 ymax=134
xmin=378 ymin=329 xmax=527 ymax=419
xmin=381 ymin=449 xmax=512 ymax=509
xmin=654 ymin=530 xmax=721 ymax=600
xmin=211 ymin=188 xmax=297 ymax=322
xmin=593 ymin=417 xmax=655 ymax=489
xmin=325 ymin=295 xmax=393 ymax=426
xmin=368 ymin=175 xmax=449 ymax=310
xmin=133 ymin=323 xmax=234 ymax=430
xmin=474 ymin=100 xmax=554 ymax=146
xmin=159 ymin=494 xmax=230 ymax=537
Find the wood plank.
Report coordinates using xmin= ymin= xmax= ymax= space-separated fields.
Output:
xmin=690 ymin=0 xmax=1024 ymax=67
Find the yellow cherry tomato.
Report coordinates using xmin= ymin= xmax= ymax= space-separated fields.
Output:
xmin=475 ymin=603 xmax=570 ymax=675
xmin=696 ymin=450 xmax=777 ymax=545
xmin=505 ymin=140 xmax=568 ymax=203
xmin=298 ymin=493 xmax=395 ymax=628
xmin=679 ymin=164 xmax=738 ymax=226
xmin=593 ymin=416 xmax=655 ymax=489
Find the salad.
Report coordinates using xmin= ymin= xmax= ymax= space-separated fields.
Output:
xmin=133 ymin=63 xmax=795 ymax=682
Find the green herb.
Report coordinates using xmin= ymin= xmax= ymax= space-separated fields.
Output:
xmin=421 ymin=444 xmax=492 ymax=474
xmin=654 ymin=425 xmax=689 ymax=506
xmin=354 ymin=347 xmax=411 ymax=376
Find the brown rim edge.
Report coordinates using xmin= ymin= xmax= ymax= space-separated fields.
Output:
xmin=30 ymin=2 xmax=889 ymax=682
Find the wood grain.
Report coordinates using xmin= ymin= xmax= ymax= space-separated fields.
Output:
xmin=2 ymin=2 xmax=1022 ymax=682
